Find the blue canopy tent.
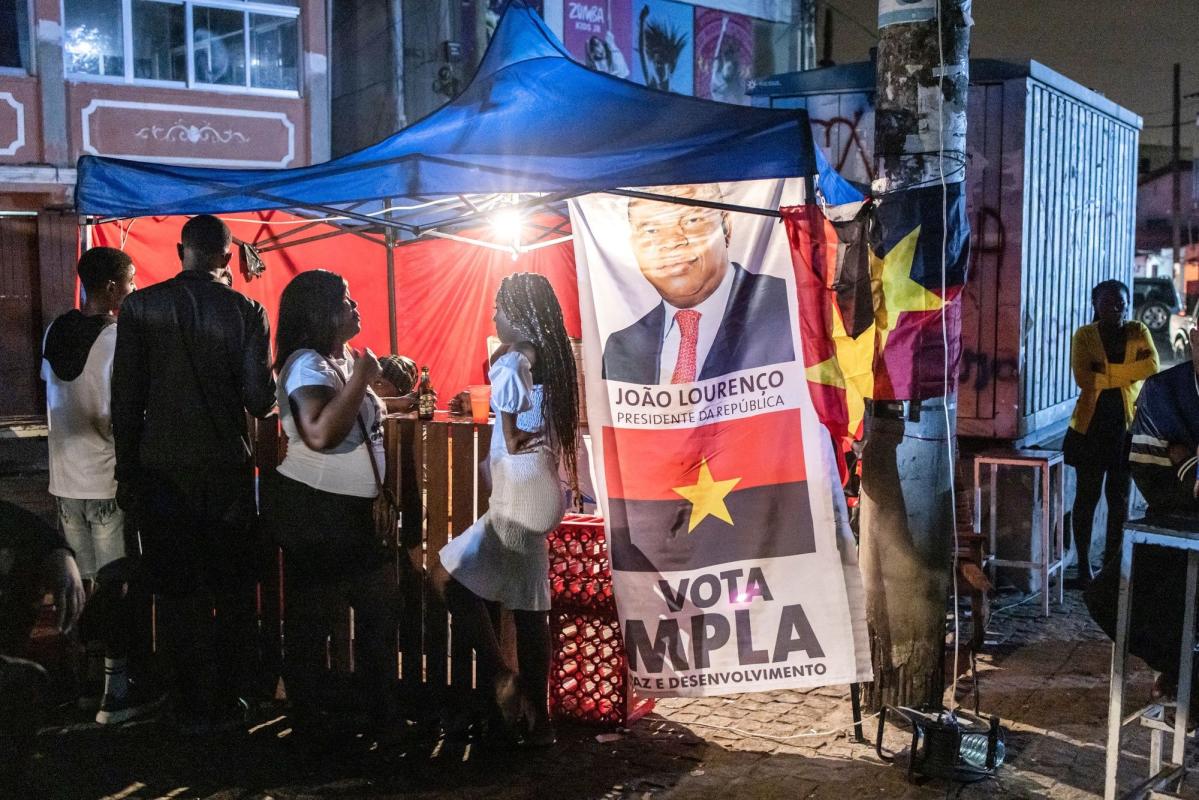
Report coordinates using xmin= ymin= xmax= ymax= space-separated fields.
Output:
xmin=74 ymin=2 xmax=831 ymax=348
xmin=76 ymin=3 xmax=819 ymax=227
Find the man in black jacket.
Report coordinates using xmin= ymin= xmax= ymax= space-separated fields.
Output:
xmin=113 ymin=214 xmax=275 ymax=732
xmin=1087 ymin=327 xmax=1199 ymax=702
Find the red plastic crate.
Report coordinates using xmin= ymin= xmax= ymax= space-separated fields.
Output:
xmin=548 ymin=610 xmax=654 ymax=726
xmin=547 ymin=514 xmax=614 ymax=611
xmin=546 ymin=514 xmax=654 ymax=726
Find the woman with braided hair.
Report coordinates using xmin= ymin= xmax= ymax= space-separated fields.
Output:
xmin=433 ymin=272 xmax=578 ymax=747
xmin=371 ymin=353 xmax=424 ymax=414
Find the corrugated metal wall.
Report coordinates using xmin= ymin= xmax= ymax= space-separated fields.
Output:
xmin=1019 ymin=79 xmax=1139 ymax=435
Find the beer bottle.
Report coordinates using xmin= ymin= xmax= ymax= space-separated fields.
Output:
xmin=418 ymin=366 xmax=435 ymax=420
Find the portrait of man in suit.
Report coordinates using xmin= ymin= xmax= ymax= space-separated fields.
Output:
xmin=601 ymin=184 xmax=795 ymax=384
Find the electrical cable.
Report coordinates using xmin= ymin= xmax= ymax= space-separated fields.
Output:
xmin=936 ymin=0 xmax=963 ymax=714
xmin=1139 ymin=96 xmax=1199 ymax=117
xmin=989 ymin=590 xmax=1042 ymax=617
xmin=683 ymin=711 xmax=882 ymax=742
xmin=118 ymin=218 xmax=134 ymax=249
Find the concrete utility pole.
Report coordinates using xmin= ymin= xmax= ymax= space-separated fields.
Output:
xmin=859 ymin=0 xmax=972 ymax=710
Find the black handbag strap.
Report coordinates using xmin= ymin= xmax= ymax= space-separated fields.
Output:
xmin=321 ymin=354 xmax=397 ymax=509
xmin=181 ymin=286 xmax=252 ymax=461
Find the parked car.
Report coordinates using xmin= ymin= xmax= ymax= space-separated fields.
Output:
xmin=1133 ymin=276 xmax=1182 ymax=333
xmin=1170 ymin=296 xmax=1197 ymax=361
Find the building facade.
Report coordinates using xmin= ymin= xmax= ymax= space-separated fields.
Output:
xmin=1135 ymin=160 xmax=1198 ymax=286
xmin=332 ymin=0 xmax=814 ymax=156
xmin=0 ymin=0 xmax=330 ymax=422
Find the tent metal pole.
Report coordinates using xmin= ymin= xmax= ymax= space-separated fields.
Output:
xmin=103 ymin=194 xmax=419 ymax=234
xmin=253 ymin=200 xmax=373 ymax=248
xmin=385 ymin=199 xmax=399 ymax=355
xmin=420 ymin=228 xmax=572 ymax=253
xmin=414 ymin=190 xmax=580 ymax=234
xmin=245 ymin=196 xmax=419 ymax=233
xmin=255 ymin=226 xmax=387 ymax=254
xmin=604 ymin=188 xmax=783 ymax=218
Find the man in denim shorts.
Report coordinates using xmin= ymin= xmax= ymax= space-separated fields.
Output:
xmin=41 ymin=246 xmax=150 ymax=724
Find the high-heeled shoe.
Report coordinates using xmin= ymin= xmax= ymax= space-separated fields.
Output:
xmin=518 ymin=696 xmax=556 ymax=748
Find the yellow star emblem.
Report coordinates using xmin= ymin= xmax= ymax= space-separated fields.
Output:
xmin=672 ymin=458 xmax=742 ymax=533
xmin=870 ymin=225 xmax=943 ymax=339
xmin=804 ymin=355 xmax=846 ymax=389
xmin=829 ymin=304 xmax=877 ymax=437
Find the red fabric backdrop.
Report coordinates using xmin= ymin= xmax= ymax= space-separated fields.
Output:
xmin=93 ymin=211 xmax=579 ymax=404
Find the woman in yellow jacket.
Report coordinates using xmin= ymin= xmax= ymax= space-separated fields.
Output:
xmin=1064 ymin=280 xmax=1159 ymax=587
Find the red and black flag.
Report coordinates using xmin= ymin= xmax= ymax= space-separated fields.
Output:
xmin=784 ymin=203 xmax=852 ymax=483
xmin=783 ymin=201 xmax=876 ymax=482
xmin=603 ymin=409 xmax=815 ymax=573
xmin=870 ymin=182 xmax=970 ymax=401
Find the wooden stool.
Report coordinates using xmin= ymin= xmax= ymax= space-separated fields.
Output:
xmin=972 ymin=449 xmax=1066 ymax=617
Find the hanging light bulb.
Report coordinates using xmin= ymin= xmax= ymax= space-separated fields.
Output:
xmin=489 ymin=208 xmax=524 ymax=260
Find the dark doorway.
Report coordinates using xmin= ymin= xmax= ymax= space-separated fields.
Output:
xmin=0 ymin=213 xmax=42 ymax=419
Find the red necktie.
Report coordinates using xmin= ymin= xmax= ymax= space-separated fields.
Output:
xmin=671 ymin=309 xmax=702 ymax=384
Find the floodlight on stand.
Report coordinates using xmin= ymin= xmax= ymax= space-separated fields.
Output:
xmin=875 ymin=706 xmax=1006 ymax=785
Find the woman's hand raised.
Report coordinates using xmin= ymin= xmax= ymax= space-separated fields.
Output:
xmin=354 ymin=347 xmax=382 ymax=384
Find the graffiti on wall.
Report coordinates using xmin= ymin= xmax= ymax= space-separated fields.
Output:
xmin=810 ymin=109 xmax=874 ymax=185
xmin=959 ymin=350 xmax=1017 ymax=391
xmin=959 ymin=203 xmax=1011 ymax=392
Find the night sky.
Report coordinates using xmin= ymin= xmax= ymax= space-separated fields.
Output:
xmin=824 ymin=0 xmax=1199 ymax=157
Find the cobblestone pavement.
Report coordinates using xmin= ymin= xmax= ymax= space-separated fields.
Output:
xmin=24 ymin=581 xmax=1191 ymax=799
xmin=4 ymin=455 xmax=1193 ymax=799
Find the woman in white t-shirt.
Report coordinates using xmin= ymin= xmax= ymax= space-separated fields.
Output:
xmin=260 ymin=269 xmax=400 ymax=745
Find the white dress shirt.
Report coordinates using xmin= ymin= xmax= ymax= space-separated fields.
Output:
xmin=658 ymin=264 xmax=737 ymax=384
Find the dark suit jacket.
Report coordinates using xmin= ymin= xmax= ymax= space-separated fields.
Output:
xmin=602 ymin=263 xmax=794 ymax=384
xmin=113 ymin=270 xmax=276 ymax=483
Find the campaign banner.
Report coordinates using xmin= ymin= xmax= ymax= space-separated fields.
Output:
xmin=693 ymin=9 xmax=754 ymax=105
xmin=570 ymin=180 xmax=871 ymax=697
xmin=563 ymin=0 xmax=633 ymax=79
xmin=630 ymin=0 xmax=693 ymax=95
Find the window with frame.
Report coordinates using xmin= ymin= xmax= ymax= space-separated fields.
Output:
xmin=0 ymin=0 xmax=30 ymax=71
xmin=64 ymin=0 xmax=300 ymax=92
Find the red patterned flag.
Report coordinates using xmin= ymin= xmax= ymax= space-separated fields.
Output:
xmin=782 ymin=181 xmax=970 ymax=448
xmin=782 ymin=203 xmax=877 ymax=478
xmin=784 ymin=204 xmax=851 ymax=481
xmin=869 ymin=183 xmax=970 ymax=400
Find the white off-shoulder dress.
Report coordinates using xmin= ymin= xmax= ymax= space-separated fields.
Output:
xmin=438 ymin=350 xmax=565 ymax=611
